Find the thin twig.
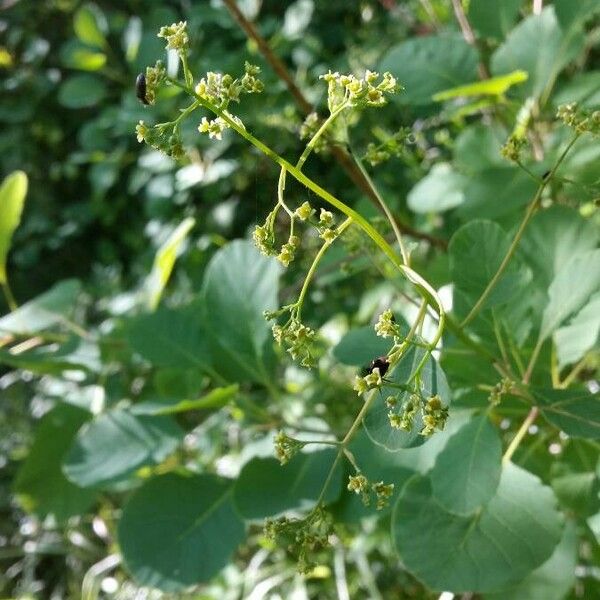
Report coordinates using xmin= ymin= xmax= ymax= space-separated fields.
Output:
xmin=450 ymin=0 xmax=490 ymax=79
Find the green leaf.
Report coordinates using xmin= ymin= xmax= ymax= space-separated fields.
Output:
xmin=552 ymin=472 xmax=600 ymax=517
xmin=553 ymin=0 xmax=600 ymax=31
xmin=392 ymin=463 xmax=564 ymax=593
xmin=407 ymin=163 xmax=466 ymax=214
xmin=433 ymin=70 xmax=528 ymax=101
xmin=63 ymin=409 xmax=183 ymax=488
xmin=456 ymin=167 xmax=537 ymax=220
xmin=553 ymin=71 xmax=600 ymax=109
xmin=118 ymin=473 xmax=245 ymax=591
xmin=58 ymin=75 xmax=107 ymax=108
xmin=0 ymin=279 xmax=81 ymax=335
xmin=73 ymin=5 xmax=107 ymax=49
xmin=540 ymin=249 xmax=600 ymax=341
xmin=364 ymin=345 xmax=451 ymax=451
xmin=145 ymin=217 xmax=195 ymax=311
xmin=518 ymin=206 xmax=599 ymax=294
xmin=554 ymin=292 xmax=600 ymax=367
xmin=131 ymin=385 xmax=239 ymax=415
xmin=0 ymin=171 xmax=27 ymax=284
xmin=199 ymin=240 xmax=280 ymax=384
xmin=60 ymin=40 xmax=107 ymax=71
xmin=380 ymin=34 xmax=478 ymax=106
xmin=430 ymin=415 xmax=502 ymax=516
xmin=233 ymin=449 xmax=343 ymax=520
xmin=0 ymin=337 xmax=99 ymax=375
xmin=484 ymin=521 xmax=577 ymax=600
xmin=449 ymin=220 xmax=531 ymax=314
xmin=332 ymin=325 xmax=393 ymax=366
xmin=468 ymin=0 xmax=522 ymax=40
xmin=534 ymin=388 xmax=600 ymax=439
xmin=14 ymin=404 xmax=96 ymax=522
xmin=126 ymin=306 xmax=211 ymax=371
xmin=491 ymin=7 xmax=585 ymax=101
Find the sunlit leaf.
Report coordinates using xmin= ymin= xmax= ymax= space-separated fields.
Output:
xmin=145 ymin=217 xmax=195 ymax=311
xmin=0 ymin=171 xmax=27 ymax=285
xmin=433 ymin=70 xmax=528 ymax=101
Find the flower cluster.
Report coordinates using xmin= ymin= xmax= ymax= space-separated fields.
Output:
xmin=364 ymin=127 xmax=413 ymax=166
xmin=353 ymin=366 xmax=383 ymax=395
xmin=294 ymin=201 xmax=314 ymax=221
xmin=272 ymin=318 xmax=317 ymax=367
xmin=264 ymin=506 xmax=333 ymax=574
xmin=195 ymin=63 xmax=263 ymax=107
xmin=135 ymin=121 xmax=184 ymax=159
xmin=388 ymin=393 xmax=419 ymax=431
xmin=320 ymin=70 xmax=400 ymax=112
xmin=197 ymin=112 xmax=245 ymax=141
xmin=557 ymin=103 xmax=600 ymax=136
xmin=501 ymin=134 xmax=526 ymax=162
xmin=273 ymin=431 xmax=305 ymax=465
xmin=386 ymin=392 xmax=448 ymax=436
xmin=489 ymin=377 xmax=513 ymax=406
xmin=252 ymin=218 xmax=277 ymax=257
xmin=375 ymin=309 xmax=401 ymax=338
xmin=158 ymin=21 xmax=189 ymax=53
xmin=421 ymin=394 xmax=449 ymax=436
xmin=140 ymin=60 xmax=166 ymax=106
xmin=299 ymin=113 xmax=329 ymax=153
xmin=276 ymin=234 xmax=300 ymax=267
xmin=348 ymin=473 xmax=395 ymax=510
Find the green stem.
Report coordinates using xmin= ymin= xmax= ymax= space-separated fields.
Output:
xmin=502 ymin=406 xmax=538 ymax=464
xmin=296 ymin=218 xmax=352 ymax=319
xmin=350 ymin=150 xmax=410 ymax=265
xmin=461 ymin=133 xmax=580 ymax=328
xmin=167 ymin=78 xmax=446 ymax=334
xmin=2 ymin=280 xmax=17 ymax=312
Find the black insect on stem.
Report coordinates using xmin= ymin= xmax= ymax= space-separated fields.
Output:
xmin=362 ymin=356 xmax=390 ymax=378
xmin=136 ymin=73 xmax=149 ymax=105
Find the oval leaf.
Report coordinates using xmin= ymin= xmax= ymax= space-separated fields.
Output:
xmin=199 ymin=240 xmax=280 ymax=383
xmin=63 ymin=409 xmax=183 ymax=488
xmin=430 ymin=414 xmax=502 ymax=515
xmin=392 ymin=463 xmax=563 ymax=593
xmin=118 ymin=473 xmax=245 ymax=591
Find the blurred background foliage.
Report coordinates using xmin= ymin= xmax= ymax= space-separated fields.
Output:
xmin=0 ymin=0 xmax=599 ymax=598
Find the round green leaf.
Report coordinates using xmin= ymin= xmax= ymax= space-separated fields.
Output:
xmin=392 ymin=463 xmax=564 ymax=593
xmin=63 ymin=409 xmax=183 ymax=488
xmin=364 ymin=346 xmax=451 ymax=451
xmin=118 ymin=473 xmax=245 ymax=591
xmin=430 ymin=415 xmax=502 ymax=515
xmin=380 ymin=34 xmax=478 ymax=106
xmin=233 ymin=448 xmax=343 ymax=520
xmin=58 ymin=75 xmax=107 ymax=108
